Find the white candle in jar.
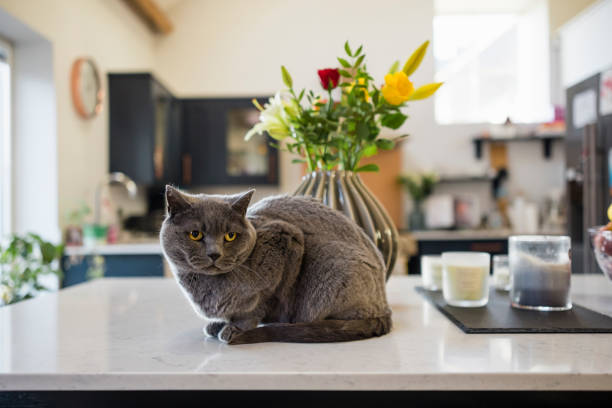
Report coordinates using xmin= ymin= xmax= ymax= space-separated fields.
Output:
xmin=421 ymin=255 xmax=443 ymax=291
xmin=442 ymin=252 xmax=490 ymax=307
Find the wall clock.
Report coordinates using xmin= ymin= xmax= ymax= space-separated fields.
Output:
xmin=70 ymin=58 xmax=104 ymax=119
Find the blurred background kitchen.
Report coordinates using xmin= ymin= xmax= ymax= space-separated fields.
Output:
xmin=0 ymin=0 xmax=611 ymax=297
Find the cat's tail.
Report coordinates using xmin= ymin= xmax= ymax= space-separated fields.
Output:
xmin=227 ymin=314 xmax=392 ymax=345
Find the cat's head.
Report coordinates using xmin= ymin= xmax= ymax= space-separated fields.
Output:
xmin=160 ymin=186 xmax=257 ymax=276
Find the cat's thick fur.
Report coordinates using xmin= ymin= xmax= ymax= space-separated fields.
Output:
xmin=160 ymin=186 xmax=391 ymax=344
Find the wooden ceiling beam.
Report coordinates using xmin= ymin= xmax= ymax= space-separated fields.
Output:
xmin=124 ymin=0 xmax=174 ymax=35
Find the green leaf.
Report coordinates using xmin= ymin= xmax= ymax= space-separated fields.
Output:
xmin=338 ymin=69 xmax=353 ymax=78
xmin=337 ymin=57 xmax=351 ymax=68
xmin=354 ymin=54 xmax=365 ymax=68
xmin=291 ymin=158 xmax=306 ymax=164
xmin=372 ymin=89 xmax=380 ymax=105
xmin=344 ymin=40 xmax=352 ymax=57
xmin=356 ymin=121 xmax=369 ymax=140
xmin=281 ymin=65 xmax=293 ymax=88
xmin=322 ymin=153 xmax=336 ymax=163
xmin=354 ymin=45 xmax=363 ymax=56
xmin=40 ymin=242 xmax=57 ymax=264
xmin=381 ymin=113 xmax=407 ymax=129
xmin=402 ymin=40 xmax=429 ymax=77
xmin=376 ymin=139 xmax=395 ymax=150
xmin=355 ymin=163 xmax=379 ymax=172
xmin=362 ymin=144 xmax=378 ymax=157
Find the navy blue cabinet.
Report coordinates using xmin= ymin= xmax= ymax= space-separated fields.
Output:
xmin=181 ymin=97 xmax=278 ymax=187
xmin=109 ymin=73 xmax=277 ymax=188
xmin=109 ymin=73 xmax=182 ymax=185
xmin=62 ymin=255 xmax=164 ymax=287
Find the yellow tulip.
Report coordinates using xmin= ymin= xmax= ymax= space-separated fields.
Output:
xmin=382 ymin=71 xmax=414 ymax=105
xmin=347 ymin=77 xmax=370 ymax=101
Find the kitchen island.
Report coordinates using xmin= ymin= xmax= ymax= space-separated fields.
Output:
xmin=1 ymin=276 xmax=612 ymax=403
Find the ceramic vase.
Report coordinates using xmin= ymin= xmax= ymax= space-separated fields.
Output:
xmin=294 ymin=170 xmax=399 ymax=279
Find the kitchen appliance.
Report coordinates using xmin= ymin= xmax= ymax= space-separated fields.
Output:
xmin=566 ymin=71 xmax=612 ymax=274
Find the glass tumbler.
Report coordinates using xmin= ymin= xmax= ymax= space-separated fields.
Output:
xmin=492 ymin=255 xmax=511 ymax=291
xmin=442 ymin=252 xmax=491 ymax=307
xmin=509 ymin=235 xmax=572 ymax=311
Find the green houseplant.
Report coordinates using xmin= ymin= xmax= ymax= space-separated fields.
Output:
xmin=245 ymin=40 xmax=442 ymax=276
xmin=0 ymin=233 xmax=64 ymax=306
xmin=397 ymin=172 xmax=438 ymax=230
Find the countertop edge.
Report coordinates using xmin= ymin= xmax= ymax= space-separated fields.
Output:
xmin=1 ymin=372 xmax=611 ymax=391
xmin=63 ymin=243 xmax=163 ymax=256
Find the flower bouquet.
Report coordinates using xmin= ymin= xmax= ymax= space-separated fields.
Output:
xmin=245 ymin=40 xmax=442 ymax=172
xmin=245 ymin=41 xmax=441 ymax=276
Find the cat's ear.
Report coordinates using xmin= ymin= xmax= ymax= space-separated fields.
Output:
xmin=230 ymin=189 xmax=255 ymax=216
xmin=165 ymin=185 xmax=191 ymax=217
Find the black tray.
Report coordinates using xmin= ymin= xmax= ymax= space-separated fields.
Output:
xmin=415 ymin=286 xmax=612 ymax=333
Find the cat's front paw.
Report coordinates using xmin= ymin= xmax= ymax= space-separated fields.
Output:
xmin=204 ymin=321 xmax=226 ymax=338
xmin=218 ymin=324 xmax=242 ymax=344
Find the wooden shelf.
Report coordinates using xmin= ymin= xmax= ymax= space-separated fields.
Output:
xmin=472 ymin=134 xmax=565 ymax=159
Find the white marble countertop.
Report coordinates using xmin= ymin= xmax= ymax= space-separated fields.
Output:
xmin=63 ymin=242 xmax=162 ymax=256
xmin=1 ymin=276 xmax=612 ymax=391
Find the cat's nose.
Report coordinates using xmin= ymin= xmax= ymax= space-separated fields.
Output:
xmin=208 ymin=253 xmax=221 ymax=262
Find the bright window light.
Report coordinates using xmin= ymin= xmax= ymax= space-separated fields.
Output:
xmin=434 ymin=2 xmax=553 ymax=124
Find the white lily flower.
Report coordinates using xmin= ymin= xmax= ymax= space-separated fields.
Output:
xmin=245 ymin=92 xmax=298 ymax=141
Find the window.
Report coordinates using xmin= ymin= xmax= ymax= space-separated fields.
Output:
xmin=433 ymin=0 xmax=553 ymax=124
xmin=0 ymin=37 xmax=12 ymax=238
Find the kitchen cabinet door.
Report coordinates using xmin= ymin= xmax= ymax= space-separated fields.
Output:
xmin=181 ymin=99 xmax=226 ymax=186
xmin=109 ymin=73 xmax=181 ymax=185
xmin=109 ymin=74 xmax=154 ymax=184
xmin=181 ymin=98 xmax=278 ymax=186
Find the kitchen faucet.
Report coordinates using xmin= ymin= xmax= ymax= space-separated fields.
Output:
xmin=93 ymin=172 xmax=138 ymax=225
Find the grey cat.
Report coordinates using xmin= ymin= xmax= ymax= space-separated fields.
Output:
xmin=160 ymin=185 xmax=391 ymax=344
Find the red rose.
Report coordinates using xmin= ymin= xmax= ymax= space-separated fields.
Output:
xmin=317 ymin=68 xmax=340 ymax=90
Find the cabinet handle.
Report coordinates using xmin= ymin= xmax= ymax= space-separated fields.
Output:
xmin=154 ymin=146 xmax=163 ymax=181
xmin=182 ymin=154 xmax=192 ymax=185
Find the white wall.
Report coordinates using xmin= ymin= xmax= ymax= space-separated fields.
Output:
xmin=559 ymin=0 xmax=612 ymax=87
xmin=0 ymin=0 xmax=156 ymax=233
xmin=12 ymin=41 xmax=58 ymax=240
xmin=0 ymin=7 xmax=58 ymax=240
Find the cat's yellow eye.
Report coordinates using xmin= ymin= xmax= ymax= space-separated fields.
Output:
xmin=224 ymin=232 xmax=237 ymax=242
xmin=188 ymin=231 xmax=203 ymax=241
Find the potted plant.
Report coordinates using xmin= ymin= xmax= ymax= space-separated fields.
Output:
xmin=397 ymin=172 xmax=438 ymax=230
xmin=245 ymin=41 xmax=441 ymax=276
xmin=0 ymin=233 xmax=64 ymax=306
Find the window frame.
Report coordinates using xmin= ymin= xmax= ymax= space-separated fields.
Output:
xmin=0 ymin=36 xmax=13 ymax=239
